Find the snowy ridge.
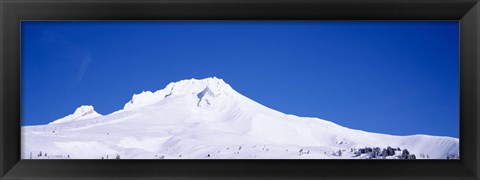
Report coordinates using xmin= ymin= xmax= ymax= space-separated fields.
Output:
xmin=48 ymin=105 xmax=102 ymax=125
xmin=23 ymin=77 xmax=459 ymax=159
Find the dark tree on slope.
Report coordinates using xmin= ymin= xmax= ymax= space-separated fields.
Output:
xmin=373 ymin=147 xmax=381 ymax=156
xmin=386 ymin=146 xmax=395 ymax=156
xmin=381 ymin=149 xmax=388 ymax=158
xmin=400 ymin=149 xmax=410 ymax=159
xmin=367 ymin=147 xmax=381 ymax=159
xmin=366 ymin=147 xmax=373 ymax=153
xmin=359 ymin=147 xmax=373 ymax=154
xmin=399 ymin=149 xmax=416 ymax=159
xmin=115 ymin=154 xmax=121 ymax=159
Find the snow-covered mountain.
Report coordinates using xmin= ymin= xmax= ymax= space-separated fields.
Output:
xmin=21 ymin=77 xmax=459 ymax=159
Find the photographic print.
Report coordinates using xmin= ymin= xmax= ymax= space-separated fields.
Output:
xmin=21 ymin=21 xmax=459 ymax=159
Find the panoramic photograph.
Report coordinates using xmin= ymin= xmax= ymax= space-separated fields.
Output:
xmin=21 ymin=21 xmax=459 ymax=159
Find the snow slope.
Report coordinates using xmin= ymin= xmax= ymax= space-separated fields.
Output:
xmin=21 ymin=77 xmax=459 ymax=159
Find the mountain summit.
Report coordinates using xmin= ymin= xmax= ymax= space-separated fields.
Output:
xmin=123 ymin=77 xmax=235 ymax=111
xmin=23 ymin=77 xmax=459 ymax=159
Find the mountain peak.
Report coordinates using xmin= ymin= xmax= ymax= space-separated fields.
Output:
xmin=49 ymin=105 xmax=102 ymax=124
xmin=169 ymin=77 xmax=232 ymax=96
xmin=123 ymin=77 xmax=236 ymax=111
xmin=170 ymin=77 xmax=228 ymax=89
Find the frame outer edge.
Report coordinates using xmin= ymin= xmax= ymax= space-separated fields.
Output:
xmin=1 ymin=1 xmax=20 ymax=179
xmin=473 ymin=2 xmax=480 ymax=179
xmin=0 ymin=0 xmax=5 ymax=178
xmin=474 ymin=1 xmax=480 ymax=179
xmin=1 ymin=0 xmax=480 ymax=180
xmin=469 ymin=1 xmax=480 ymax=179
xmin=461 ymin=1 xmax=480 ymax=179
xmin=473 ymin=2 xmax=479 ymax=179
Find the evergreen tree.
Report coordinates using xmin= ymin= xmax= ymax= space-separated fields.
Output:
xmin=401 ymin=149 xmax=410 ymax=159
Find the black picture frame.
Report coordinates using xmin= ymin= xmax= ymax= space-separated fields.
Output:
xmin=1 ymin=0 xmax=479 ymax=179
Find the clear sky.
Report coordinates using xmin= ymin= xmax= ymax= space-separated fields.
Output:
xmin=21 ymin=21 xmax=459 ymax=138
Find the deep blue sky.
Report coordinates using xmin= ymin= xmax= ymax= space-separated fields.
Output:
xmin=21 ymin=21 xmax=459 ymax=138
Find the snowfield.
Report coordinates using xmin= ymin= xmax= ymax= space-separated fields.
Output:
xmin=21 ymin=77 xmax=459 ymax=159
